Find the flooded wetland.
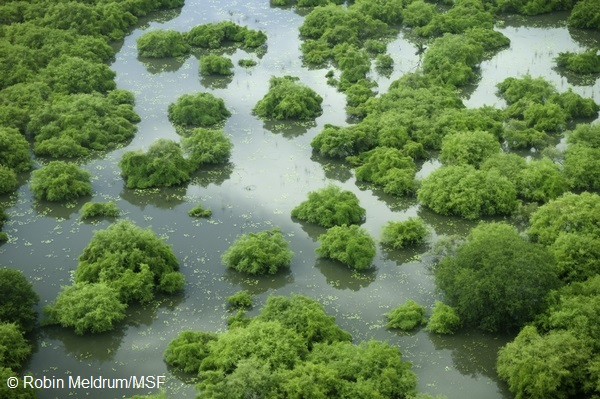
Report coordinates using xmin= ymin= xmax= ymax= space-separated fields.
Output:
xmin=1 ymin=1 xmax=599 ymax=398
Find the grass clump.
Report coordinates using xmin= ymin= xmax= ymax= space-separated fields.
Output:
xmin=238 ymin=58 xmax=257 ymax=67
xmin=426 ymin=301 xmax=461 ymax=334
xmin=226 ymin=290 xmax=254 ymax=310
xmin=200 ymin=54 xmax=234 ymax=76
xmin=81 ymin=201 xmax=120 ymax=219
xmin=386 ymin=300 xmax=426 ymax=331
xmin=188 ymin=204 xmax=212 ymax=218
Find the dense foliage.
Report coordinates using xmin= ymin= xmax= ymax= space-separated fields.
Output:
xmin=44 ymin=282 xmax=126 ymax=335
xmin=386 ymin=300 xmax=426 ymax=331
xmin=556 ymin=48 xmax=600 ymax=75
xmin=119 ymin=139 xmax=191 ymax=189
xmin=0 ymin=367 xmax=37 ymax=399
xmin=426 ymin=301 xmax=461 ymax=334
xmin=439 ymin=130 xmax=500 ymax=167
xmin=188 ymin=203 xmax=212 ymax=218
xmin=316 ymin=225 xmax=376 ymax=271
xmin=222 ymin=228 xmax=294 ymax=275
xmin=436 ymin=222 xmax=560 ymax=332
xmin=253 ymin=76 xmax=323 ymax=120
xmin=568 ymin=0 xmax=600 ymax=29
xmin=350 ymin=147 xmax=417 ymax=196
xmin=226 ymin=290 xmax=254 ymax=310
xmin=0 ymin=127 xmax=32 ymax=173
xmin=30 ymin=161 xmax=92 ymax=202
xmin=184 ymin=21 xmax=267 ymax=49
xmin=0 ymin=166 xmax=17 ymax=194
xmin=165 ymin=294 xmax=417 ymax=398
xmin=137 ymin=30 xmax=190 ymax=58
xmin=516 ymin=158 xmax=565 ymax=203
xmin=418 ymin=165 xmax=518 ymax=219
xmin=495 ymin=0 xmax=576 ymax=15
xmin=200 ymin=54 xmax=234 ymax=76
xmin=0 ymin=268 xmax=39 ymax=333
xmin=381 ymin=217 xmax=429 ymax=249
xmin=180 ymin=128 xmax=232 ymax=170
xmin=291 ymin=185 xmax=365 ymax=228
xmin=168 ymin=93 xmax=231 ymax=128
xmin=80 ymin=201 xmax=120 ymax=219
xmin=311 ymin=124 xmax=377 ymax=158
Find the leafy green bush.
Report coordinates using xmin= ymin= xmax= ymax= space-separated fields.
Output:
xmin=291 ymin=185 xmax=365 ymax=227
xmin=567 ymin=123 xmax=600 ymax=148
xmin=30 ymin=161 xmax=92 ymax=201
xmin=44 ymin=282 xmax=126 ymax=335
xmin=316 ymin=224 xmax=376 ymax=270
xmin=238 ymin=58 xmax=257 ymax=67
xmin=381 ymin=217 xmax=429 ymax=249
xmin=75 ymin=219 xmax=183 ymax=303
xmin=200 ymin=54 xmax=233 ymax=75
xmin=502 ymin=120 xmax=549 ymax=150
xmin=426 ymin=301 xmax=461 ymax=334
xmin=168 ymin=92 xmax=230 ymax=128
xmin=119 ymin=139 xmax=191 ymax=189
xmin=0 ymin=322 xmax=31 ymax=369
xmin=403 ymin=0 xmax=436 ymax=27
xmin=40 ymin=55 xmax=116 ymax=94
xmin=564 ymin=144 xmax=600 ymax=191
xmin=386 ymin=300 xmax=426 ymax=331
xmin=436 ymin=222 xmax=559 ymax=332
xmin=516 ymin=158 xmax=566 ymax=203
xmin=310 ymin=124 xmax=377 ymax=158
xmin=81 ymin=202 xmax=120 ymax=219
xmin=418 ymin=165 xmax=518 ymax=220
xmin=0 ymin=268 xmax=39 ymax=333
xmin=137 ymin=30 xmax=190 ymax=57
xmin=226 ymin=290 xmax=254 ymax=310
xmin=0 ymin=127 xmax=32 ymax=172
xmin=188 ymin=203 xmax=212 ymax=218
xmin=480 ymin=152 xmax=526 ymax=181
xmin=550 ymin=233 xmax=600 ymax=283
xmin=164 ymin=330 xmax=218 ymax=373
xmin=181 ymin=128 xmax=232 ymax=169
xmin=440 ymin=130 xmax=501 ymax=167
xmin=0 ymin=166 xmax=17 ymax=194
xmin=351 ymin=147 xmax=417 ymax=196
xmin=568 ymin=0 xmax=600 ymax=29
xmin=556 ymin=48 xmax=600 ymax=74
xmin=185 ymin=21 xmax=267 ymax=49
xmin=375 ymin=54 xmax=393 ymax=69
xmin=0 ymin=368 xmax=36 ymax=399
xmin=27 ymin=92 xmax=140 ymax=158
xmin=254 ymin=76 xmax=323 ymax=120
xmin=222 ymin=228 xmax=293 ymax=275
xmin=496 ymin=0 xmax=576 ymax=15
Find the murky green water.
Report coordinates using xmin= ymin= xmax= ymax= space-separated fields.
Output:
xmin=1 ymin=1 xmax=599 ymax=398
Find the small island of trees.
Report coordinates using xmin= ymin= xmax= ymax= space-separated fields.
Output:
xmin=168 ymin=92 xmax=231 ymax=128
xmin=291 ymin=185 xmax=365 ymax=228
xmin=253 ymin=76 xmax=323 ymax=120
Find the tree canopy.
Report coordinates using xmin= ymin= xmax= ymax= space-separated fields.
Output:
xmin=0 ymin=323 xmax=31 ymax=370
xmin=316 ymin=224 xmax=376 ymax=271
xmin=222 ymin=228 xmax=294 ymax=275
xmin=350 ymin=147 xmax=417 ymax=196
xmin=291 ymin=185 xmax=365 ymax=228
xmin=381 ymin=217 xmax=429 ymax=249
xmin=137 ymin=30 xmax=190 ymax=58
xmin=439 ymin=130 xmax=500 ymax=168
xmin=386 ymin=300 xmax=426 ymax=331
xmin=180 ymin=128 xmax=232 ymax=169
xmin=80 ymin=201 xmax=120 ymax=219
xmin=168 ymin=93 xmax=231 ymax=128
xmin=0 ymin=268 xmax=39 ymax=332
xmin=426 ymin=301 xmax=461 ymax=334
xmin=0 ymin=127 xmax=32 ymax=173
xmin=184 ymin=21 xmax=267 ymax=49
xmin=253 ymin=76 xmax=323 ymax=120
xmin=556 ymin=48 xmax=600 ymax=75
xmin=30 ymin=161 xmax=93 ymax=202
xmin=200 ymin=54 xmax=234 ymax=76
xmin=436 ymin=222 xmax=560 ymax=332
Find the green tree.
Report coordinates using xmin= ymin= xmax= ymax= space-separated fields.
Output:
xmin=180 ymin=128 xmax=232 ymax=170
xmin=436 ymin=222 xmax=560 ymax=332
xmin=0 ymin=166 xmax=17 ymax=194
xmin=0 ymin=323 xmax=31 ymax=369
xmin=480 ymin=152 xmax=526 ymax=182
xmin=30 ymin=161 xmax=92 ymax=202
xmin=567 ymin=123 xmax=600 ymax=148
xmin=168 ymin=93 xmax=230 ymax=128
xmin=80 ymin=201 xmax=120 ymax=219
xmin=0 ymin=368 xmax=36 ymax=399
xmin=164 ymin=330 xmax=218 ymax=373
xmin=417 ymin=0 xmax=495 ymax=37
xmin=426 ymin=301 xmax=461 ymax=334
xmin=137 ymin=30 xmax=190 ymax=57
xmin=184 ymin=22 xmax=267 ymax=49
xmin=516 ymin=158 xmax=566 ymax=203
xmin=316 ymin=224 xmax=376 ymax=271
xmin=40 ymin=55 xmax=116 ymax=94
xmin=351 ymin=147 xmax=417 ymax=196
xmin=253 ymin=76 xmax=323 ymax=120
xmin=75 ymin=219 xmax=183 ymax=302
xmin=439 ymin=130 xmax=500 ymax=167
xmin=44 ymin=282 xmax=126 ymax=335
xmin=188 ymin=203 xmax=212 ymax=218
xmin=310 ymin=124 xmax=377 ymax=158
xmin=119 ymin=139 xmax=191 ymax=189
xmin=403 ymin=0 xmax=436 ymax=27
xmin=292 ymin=185 xmax=365 ymax=228
xmin=417 ymin=165 xmax=518 ymax=220
xmin=222 ymin=228 xmax=294 ymax=275
xmin=568 ymin=0 xmax=600 ymax=29
xmin=200 ymin=54 xmax=234 ymax=75
xmin=556 ymin=48 xmax=600 ymax=74
xmin=502 ymin=120 xmax=548 ymax=150
xmin=564 ymin=144 xmax=600 ymax=191
xmin=226 ymin=291 xmax=253 ymax=310
xmin=381 ymin=217 xmax=429 ymax=249
xmin=386 ymin=300 xmax=427 ymax=331
xmin=0 ymin=127 xmax=32 ymax=172
xmin=0 ymin=268 xmax=39 ymax=333
xmin=550 ymin=233 xmax=600 ymax=283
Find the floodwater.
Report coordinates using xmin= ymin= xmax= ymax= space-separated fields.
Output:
xmin=1 ymin=1 xmax=598 ymax=398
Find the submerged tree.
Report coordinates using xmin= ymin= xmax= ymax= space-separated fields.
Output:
xmin=291 ymin=185 xmax=365 ymax=227
xmin=137 ymin=30 xmax=190 ymax=58
xmin=381 ymin=217 xmax=429 ymax=249
xmin=439 ymin=130 xmax=500 ymax=168
xmin=0 ymin=127 xmax=32 ymax=173
xmin=180 ymin=128 xmax=232 ymax=170
xmin=200 ymin=54 xmax=234 ymax=76
xmin=351 ymin=147 xmax=417 ymax=196
xmin=0 ymin=268 xmax=39 ymax=333
xmin=568 ymin=0 xmax=600 ymax=29
xmin=386 ymin=300 xmax=427 ymax=331
xmin=556 ymin=48 xmax=600 ymax=75
xmin=426 ymin=301 xmax=461 ymax=334
xmin=316 ymin=224 xmax=376 ymax=270
xmin=184 ymin=21 xmax=267 ymax=49
xmin=30 ymin=161 xmax=92 ymax=201
xmin=80 ymin=201 xmax=120 ymax=219
xmin=253 ymin=76 xmax=323 ymax=120
xmin=168 ymin=92 xmax=230 ymax=128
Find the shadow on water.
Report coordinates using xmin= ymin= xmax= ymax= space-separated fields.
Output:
xmin=138 ymin=55 xmax=188 ymax=75
xmin=33 ymin=197 xmax=90 ymax=220
xmin=120 ymin=186 xmax=187 ymax=211
xmin=314 ymin=259 xmax=377 ymax=291
xmin=380 ymin=242 xmax=431 ymax=266
xmin=262 ymin=120 xmax=316 ymax=138
xmin=417 ymin=207 xmax=480 ymax=237
xmin=310 ymin=153 xmax=353 ymax=183
xmin=222 ymin=267 xmax=294 ymax=295
xmin=200 ymin=73 xmax=234 ymax=90
xmin=189 ymin=163 xmax=234 ymax=188
xmin=290 ymin=217 xmax=327 ymax=242
xmin=553 ymin=66 xmax=600 ymax=87
xmin=41 ymin=325 xmax=126 ymax=362
xmin=355 ymin=181 xmax=419 ymax=212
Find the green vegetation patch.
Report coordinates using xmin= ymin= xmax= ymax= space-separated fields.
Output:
xmin=496 ymin=0 xmax=577 ymax=16
xmin=168 ymin=92 xmax=231 ymax=128
xmin=568 ymin=0 xmax=600 ymax=29
xmin=40 ymin=55 xmax=116 ymax=94
xmin=291 ymin=185 xmax=366 ymax=228
xmin=556 ymin=48 xmax=600 ymax=75
xmin=181 ymin=128 xmax=232 ymax=169
xmin=30 ymin=161 xmax=92 ymax=202
xmin=381 ymin=217 xmax=429 ymax=249
xmin=0 ymin=322 xmax=31 ymax=370
xmin=200 ymin=54 xmax=234 ymax=76
xmin=350 ymin=147 xmax=417 ymax=196
xmin=386 ymin=300 xmax=427 ymax=331
xmin=222 ymin=228 xmax=294 ymax=275
xmin=0 ymin=268 xmax=39 ymax=333
xmin=316 ymin=224 xmax=376 ymax=271
xmin=0 ymin=166 xmax=17 ymax=195
xmin=416 ymin=0 xmax=495 ymax=37
xmin=426 ymin=301 xmax=461 ymax=334
xmin=188 ymin=204 xmax=212 ymax=218
xmin=254 ymin=76 xmax=323 ymax=120
xmin=185 ymin=21 xmax=267 ymax=49
xmin=440 ymin=130 xmax=501 ymax=168
xmin=516 ymin=158 xmax=566 ymax=203
xmin=80 ymin=201 xmax=120 ymax=219
xmin=0 ymin=127 xmax=32 ymax=173
xmin=311 ymin=123 xmax=378 ymax=158
xmin=226 ymin=290 xmax=254 ymax=310
xmin=238 ymin=58 xmax=257 ymax=67
xmin=137 ymin=30 xmax=190 ymax=58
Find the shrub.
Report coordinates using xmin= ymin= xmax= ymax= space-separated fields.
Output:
xmin=0 ymin=166 xmax=17 ymax=194
xmin=403 ymin=0 xmax=436 ymax=27
xmin=0 ymin=322 xmax=31 ymax=369
xmin=568 ymin=0 xmax=600 ymax=29
xmin=164 ymin=330 xmax=218 ymax=373
xmin=375 ymin=54 xmax=393 ymax=69
xmin=440 ymin=130 xmax=501 ymax=167
xmin=30 ymin=161 xmax=92 ymax=201
xmin=0 ymin=268 xmax=39 ymax=332
xmin=564 ymin=144 xmax=600 ymax=191
xmin=502 ymin=120 xmax=548 ymax=150
xmin=351 ymin=147 xmax=417 ymax=196
xmin=567 ymin=123 xmax=600 ymax=148
xmin=44 ymin=282 xmax=126 ymax=335
xmin=426 ymin=301 xmax=461 ymax=334
xmin=137 ymin=30 xmax=190 ymax=57
xmin=253 ymin=76 xmax=323 ymax=120
xmin=75 ymin=219 xmax=183 ymax=301
xmin=188 ymin=204 xmax=212 ymax=218
xmin=40 ymin=55 xmax=116 ymax=94
xmin=80 ymin=202 xmax=120 ymax=219
xmin=381 ymin=218 xmax=429 ymax=249
xmin=0 ymin=127 xmax=32 ymax=172
xmin=222 ymin=228 xmax=294 ymax=275
xmin=200 ymin=54 xmax=234 ymax=75
xmin=0 ymin=368 xmax=36 ymax=399
xmin=386 ymin=300 xmax=426 ymax=331
xmin=185 ymin=21 xmax=267 ymax=49
xmin=516 ymin=158 xmax=566 ymax=203
xmin=238 ymin=58 xmax=257 ymax=67
xmin=226 ymin=290 xmax=254 ymax=310
xmin=316 ymin=224 xmax=376 ymax=270
xmin=119 ymin=139 xmax=191 ymax=189
xmin=310 ymin=124 xmax=377 ymax=158
xmin=291 ymin=185 xmax=365 ymax=228
xmin=181 ymin=128 xmax=232 ymax=170
xmin=168 ymin=93 xmax=231 ymax=128
xmin=556 ymin=48 xmax=600 ymax=75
